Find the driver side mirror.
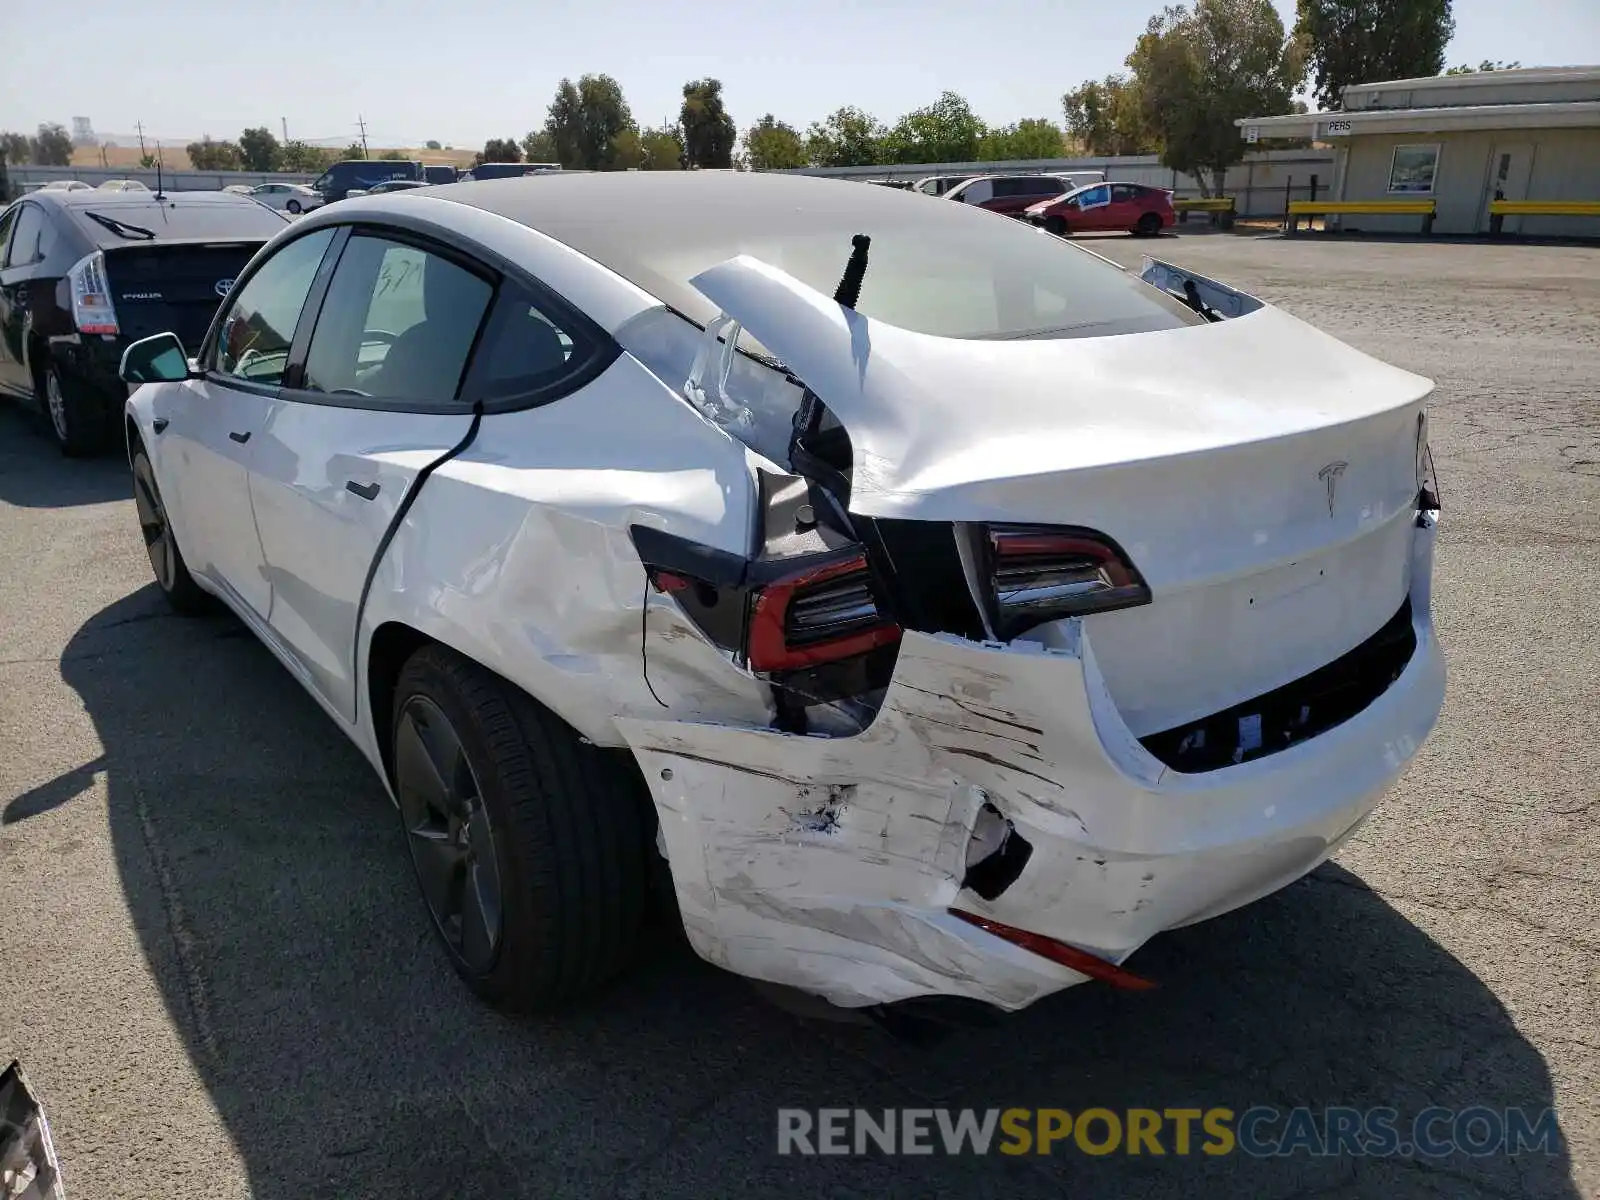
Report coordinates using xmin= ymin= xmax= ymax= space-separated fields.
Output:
xmin=119 ymin=332 xmax=196 ymax=385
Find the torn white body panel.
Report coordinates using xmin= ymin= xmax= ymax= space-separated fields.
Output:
xmin=621 ymin=526 xmax=1443 ymax=1011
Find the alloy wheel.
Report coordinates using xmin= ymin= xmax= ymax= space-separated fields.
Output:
xmin=132 ymin=460 xmax=176 ymax=590
xmin=395 ymin=695 xmax=503 ymax=974
xmin=45 ymin=372 xmax=68 ymax=442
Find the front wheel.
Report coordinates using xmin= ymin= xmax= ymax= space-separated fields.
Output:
xmin=1045 ymin=215 xmax=1070 ymax=236
xmin=392 ymin=645 xmax=654 ymax=1011
xmin=286 ymin=199 xmax=302 ymax=214
xmin=132 ymin=448 xmax=211 ymax=614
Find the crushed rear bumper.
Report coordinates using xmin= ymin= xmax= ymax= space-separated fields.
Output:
xmin=620 ymin=523 xmax=1444 ymax=1010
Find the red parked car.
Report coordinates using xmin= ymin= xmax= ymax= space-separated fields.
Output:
xmin=1025 ymin=182 xmax=1175 ymax=237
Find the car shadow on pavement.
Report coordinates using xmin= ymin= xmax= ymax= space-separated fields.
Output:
xmin=54 ymin=587 xmax=1580 ymax=1200
xmin=0 ymin=402 xmax=132 ymax=508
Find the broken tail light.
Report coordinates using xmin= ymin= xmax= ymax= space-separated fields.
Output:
xmin=1416 ymin=411 xmax=1440 ymax=517
xmin=748 ymin=550 xmax=901 ymax=672
xmin=984 ymin=525 xmax=1150 ymax=639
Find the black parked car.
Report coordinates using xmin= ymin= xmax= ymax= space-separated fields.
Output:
xmin=0 ymin=188 xmax=288 ymax=455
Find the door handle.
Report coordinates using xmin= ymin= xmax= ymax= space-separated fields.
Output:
xmin=229 ymin=430 xmax=251 ymax=443
xmin=152 ymin=417 xmax=169 ymax=434
xmin=346 ymin=480 xmax=380 ymax=501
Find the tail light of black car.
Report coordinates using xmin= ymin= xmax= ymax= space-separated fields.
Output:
xmin=67 ymin=250 xmax=120 ymax=336
xmin=983 ymin=524 xmax=1151 ymax=639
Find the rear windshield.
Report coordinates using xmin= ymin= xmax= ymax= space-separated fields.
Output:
xmin=69 ymin=199 xmax=287 ymax=245
xmin=511 ymin=177 xmax=1202 ymax=343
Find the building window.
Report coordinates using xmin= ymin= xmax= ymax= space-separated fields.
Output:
xmin=1388 ymin=144 xmax=1440 ymax=194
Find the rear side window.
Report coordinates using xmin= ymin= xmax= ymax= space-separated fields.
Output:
xmin=301 ymin=234 xmax=492 ymax=404
xmin=459 ymin=282 xmax=591 ymax=403
xmin=214 ymin=228 xmax=336 ymax=384
xmin=4 ymin=204 xmax=48 ymax=267
xmin=1112 ymin=185 xmax=1141 ymax=202
xmin=0 ymin=207 xmax=16 ymax=261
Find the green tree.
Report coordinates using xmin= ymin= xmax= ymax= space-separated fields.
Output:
xmin=680 ymin=78 xmax=737 ymax=168
xmin=1062 ymin=75 xmax=1158 ymax=155
xmin=545 ymin=74 xmax=635 ymax=170
xmin=805 ymin=107 xmax=884 ymax=167
xmin=138 ymin=154 xmax=157 ymax=169
xmin=30 ymin=123 xmax=73 ymax=167
xmin=521 ymin=129 xmax=558 ymax=163
xmin=342 ymin=142 xmax=367 ymax=160
xmin=1294 ymin=0 xmax=1452 ymax=109
xmin=880 ymin=92 xmax=986 ymax=165
xmin=238 ymin=126 xmax=281 ymax=172
xmin=743 ymin=114 xmax=807 ymax=170
xmin=1129 ymin=0 xmax=1302 ymax=194
xmin=979 ymin=117 xmax=1065 ymax=161
xmin=280 ymin=141 xmax=330 ymax=172
xmin=186 ymin=135 xmax=243 ymax=170
xmin=611 ymin=128 xmax=646 ymax=170
xmin=378 ymin=149 xmax=407 ymax=161
xmin=639 ymin=122 xmax=685 ymax=170
xmin=1444 ymin=59 xmax=1520 ymax=74
xmin=477 ymin=138 xmax=521 ymax=165
xmin=0 ymin=131 xmax=30 ymax=166
xmin=425 ymin=139 xmax=442 ymax=150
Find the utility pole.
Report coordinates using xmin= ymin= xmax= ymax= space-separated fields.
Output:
xmin=357 ymin=115 xmax=369 ymax=159
xmin=281 ymin=117 xmax=289 ymax=144
xmin=135 ymin=120 xmax=147 ymax=160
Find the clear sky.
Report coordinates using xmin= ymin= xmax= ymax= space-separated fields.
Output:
xmin=2 ymin=0 xmax=1596 ymax=147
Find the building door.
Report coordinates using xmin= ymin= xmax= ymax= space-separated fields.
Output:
xmin=1482 ymin=143 xmax=1533 ymax=234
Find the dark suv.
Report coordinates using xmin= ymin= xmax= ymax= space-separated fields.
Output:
xmin=0 ymin=189 xmax=287 ymax=455
xmin=312 ymin=159 xmax=425 ymax=203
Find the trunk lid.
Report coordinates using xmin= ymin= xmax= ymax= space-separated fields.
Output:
xmin=104 ymin=240 xmax=265 ymax=355
xmin=689 ymin=254 xmax=1433 ymax=734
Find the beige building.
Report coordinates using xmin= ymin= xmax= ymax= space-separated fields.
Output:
xmin=1238 ymin=66 xmax=1600 ymax=237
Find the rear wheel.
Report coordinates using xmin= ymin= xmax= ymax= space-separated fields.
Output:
xmin=392 ymin=645 xmax=653 ymax=1011
xmin=41 ymin=362 xmax=113 ymax=457
xmin=1134 ymin=212 xmax=1162 ymax=237
xmin=132 ymin=448 xmax=211 ymax=614
xmin=286 ymin=199 xmax=302 ymax=214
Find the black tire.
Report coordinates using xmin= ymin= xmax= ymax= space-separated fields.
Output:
xmin=286 ymin=199 xmax=301 ymax=214
xmin=40 ymin=362 xmax=113 ymax=457
xmin=132 ymin=448 xmax=211 ymax=615
xmin=1135 ymin=212 xmax=1162 ymax=237
xmin=1045 ymin=215 xmax=1070 ymax=237
xmin=392 ymin=645 xmax=653 ymax=1011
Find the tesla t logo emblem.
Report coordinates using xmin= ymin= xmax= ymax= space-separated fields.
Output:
xmin=1317 ymin=461 xmax=1348 ymax=516
xmin=214 ymin=278 xmax=235 ymax=298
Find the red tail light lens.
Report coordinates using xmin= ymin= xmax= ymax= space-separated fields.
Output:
xmin=985 ymin=524 xmax=1150 ymax=638
xmin=747 ymin=551 xmax=901 ymax=671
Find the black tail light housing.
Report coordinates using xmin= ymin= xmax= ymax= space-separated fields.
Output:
xmin=983 ymin=524 xmax=1151 ymax=639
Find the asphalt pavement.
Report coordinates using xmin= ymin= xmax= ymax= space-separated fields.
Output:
xmin=0 ymin=230 xmax=1595 ymax=1199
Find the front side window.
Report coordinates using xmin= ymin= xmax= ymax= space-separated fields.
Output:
xmin=214 ymin=228 xmax=336 ymax=384
xmin=1388 ymin=144 xmax=1440 ymax=194
xmin=301 ymin=234 xmax=492 ymax=404
xmin=1079 ymin=185 xmax=1111 ymax=209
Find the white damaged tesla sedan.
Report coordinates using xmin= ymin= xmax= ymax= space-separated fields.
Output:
xmin=117 ymin=172 xmax=1445 ymax=1016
